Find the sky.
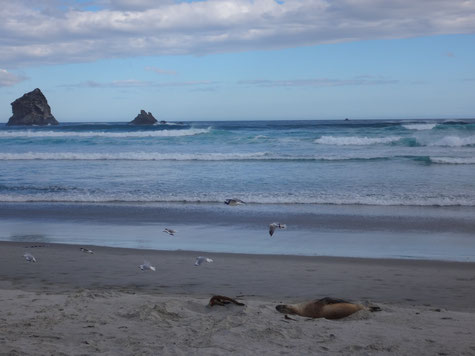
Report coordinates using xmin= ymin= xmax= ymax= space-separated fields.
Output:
xmin=0 ymin=0 xmax=475 ymax=122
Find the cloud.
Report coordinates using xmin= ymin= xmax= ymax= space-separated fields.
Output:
xmin=144 ymin=66 xmax=177 ymax=75
xmin=1 ymin=0 xmax=475 ymax=67
xmin=239 ymin=76 xmax=398 ymax=87
xmin=61 ymin=79 xmax=216 ymax=88
xmin=0 ymin=69 xmax=28 ymax=87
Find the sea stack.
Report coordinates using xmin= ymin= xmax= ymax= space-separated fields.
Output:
xmin=7 ymin=88 xmax=58 ymax=126
xmin=130 ymin=110 xmax=158 ymax=125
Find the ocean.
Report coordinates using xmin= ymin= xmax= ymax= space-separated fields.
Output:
xmin=1 ymin=119 xmax=474 ymax=206
xmin=1 ymin=119 xmax=475 ymax=261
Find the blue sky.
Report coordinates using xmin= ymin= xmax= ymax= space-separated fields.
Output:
xmin=1 ymin=0 xmax=475 ymax=122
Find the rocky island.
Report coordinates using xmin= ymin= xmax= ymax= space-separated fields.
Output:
xmin=129 ymin=110 xmax=158 ymax=125
xmin=7 ymin=88 xmax=58 ymax=126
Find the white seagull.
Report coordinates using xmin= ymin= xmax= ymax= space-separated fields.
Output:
xmin=224 ymin=199 xmax=246 ymax=206
xmin=23 ymin=252 xmax=37 ymax=263
xmin=269 ymin=223 xmax=287 ymax=237
xmin=194 ymin=256 xmax=213 ymax=266
xmin=163 ymin=228 xmax=176 ymax=236
xmin=139 ymin=260 xmax=156 ymax=271
xmin=80 ymin=247 xmax=94 ymax=254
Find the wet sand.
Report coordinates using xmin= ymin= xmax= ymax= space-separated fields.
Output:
xmin=1 ymin=202 xmax=475 ymax=261
xmin=1 ymin=202 xmax=474 ymax=233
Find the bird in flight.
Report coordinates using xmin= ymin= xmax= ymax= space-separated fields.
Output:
xmin=139 ymin=260 xmax=156 ymax=271
xmin=23 ymin=252 xmax=37 ymax=263
xmin=163 ymin=228 xmax=176 ymax=236
xmin=269 ymin=222 xmax=287 ymax=237
xmin=194 ymin=256 xmax=213 ymax=266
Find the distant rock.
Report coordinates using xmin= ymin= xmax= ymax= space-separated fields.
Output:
xmin=7 ymin=88 xmax=58 ymax=126
xmin=130 ymin=110 xmax=158 ymax=125
xmin=159 ymin=120 xmax=167 ymax=124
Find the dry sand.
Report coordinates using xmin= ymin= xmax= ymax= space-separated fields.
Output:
xmin=1 ymin=241 xmax=475 ymax=355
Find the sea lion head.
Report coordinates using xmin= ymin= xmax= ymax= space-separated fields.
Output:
xmin=275 ymin=304 xmax=297 ymax=315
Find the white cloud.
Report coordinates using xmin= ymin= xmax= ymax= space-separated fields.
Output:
xmin=61 ymin=79 xmax=216 ymax=88
xmin=1 ymin=0 xmax=475 ymax=67
xmin=144 ymin=66 xmax=177 ymax=75
xmin=239 ymin=76 xmax=398 ymax=87
xmin=0 ymin=69 xmax=28 ymax=87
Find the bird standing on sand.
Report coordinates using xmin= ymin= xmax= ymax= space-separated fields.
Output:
xmin=80 ymin=247 xmax=94 ymax=254
xmin=224 ymin=199 xmax=245 ymax=206
xmin=195 ymin=256 xmax=213 ymax=266
xmin=163 ymin=228 xmax=176 ymax=236
xmin=23 ymin=252 xmax=37 ymax=263
xmin=269 ymin=223 xmax=287 ymax=237
xmin=139 ymin=261 xmax=156 ymax=271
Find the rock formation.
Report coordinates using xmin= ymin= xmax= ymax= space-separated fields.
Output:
xmin=7 ymin=88 xmax=58 ymax=126
xmin=129 ymin=110 xmax=158 ymax=125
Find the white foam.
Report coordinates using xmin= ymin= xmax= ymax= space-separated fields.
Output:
xmin=430 ymin=135 xmax=475 ymax=147
xmin=315 ymin=135 xmax=402 ymax=145
xmin=0 ymin=152 xmax=273 ymax=161
xmin=0 ymin=193 xmax=473 ymax=206
xmin=0 ymin=127 xmax=211 ymax=138
xmin=402 ymin=123 xmax=437 ymax=130
xmin=430 ymin=157 xmax=475 ymax=165
xmin=0 ymin=152 xmax=399 ymax=161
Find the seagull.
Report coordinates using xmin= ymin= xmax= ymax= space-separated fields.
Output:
xmin=80 ymin=247 xmax=94 ymax=254
xmin=139 ymin=260 xmax=156 ymax=271
xmin=224 ymin=199 xmax=246 ymax=206
xmin=194 ymin=256 xmax=213 ymax=266
xmin=23 ymin=252 xmax=37 ymax=263
xmin=163 ymin=228 xmax=176 ymax=236
xmin=269 ymin=222 xmax=287 ymax=237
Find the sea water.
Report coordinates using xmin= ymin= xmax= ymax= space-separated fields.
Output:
xmin=1 ymin=119 xmax=474 ymax=206
xmin=1 ymin=119 xmax=475 ymax=260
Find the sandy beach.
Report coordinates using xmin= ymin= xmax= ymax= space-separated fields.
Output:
xmin=1 ymin=241 xmax=475 ymax=355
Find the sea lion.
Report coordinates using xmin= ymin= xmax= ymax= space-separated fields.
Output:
xmin=276 ymin=297 xmax=380 ymax=319
xmin=208 ymin=295 xmax=245 ymax=307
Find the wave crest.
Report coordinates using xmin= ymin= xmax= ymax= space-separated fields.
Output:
xmin=0 ymin=152 xmax=413 ymax=161
xmin=402 ymin=123 xmax=437 ymax=130
xmin=315 ymin=135 xmax=402 ymax=145
xmin=430 ymin=157 xmax=475 ymax=165
xmin=0 ymin=127 xmax=211 ymax=138
xmin=0 ymin=193 xmax=473 ymax=206
xmin=430 ymin=136 xmax=475 ymax=147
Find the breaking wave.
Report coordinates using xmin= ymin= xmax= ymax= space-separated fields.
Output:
xmin=429 ymin=157 xmax=475 ymax=165
xmin=315 ymin=136 xmax=402 ymax=145
xmin=0 ymin=127 xmax=211 ymax=138
xmin=0 ymin=152 xmax=418 ymax=162
xmin=0 ymin=192 xmax=473 ymax=206
xmin=402 ymin=123 xmax=437 ymax=130
xmin=429 ymin=135 xmax=475 ymax=147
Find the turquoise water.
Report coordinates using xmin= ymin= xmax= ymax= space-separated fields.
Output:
xmin=1 ymin=119 xmax=475 ymax=206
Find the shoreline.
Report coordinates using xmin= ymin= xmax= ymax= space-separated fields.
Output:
xmin=1 ymin=201 xmax=474 ymax=234
xmin=1 ymin=201 xmax=475 ymax=262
